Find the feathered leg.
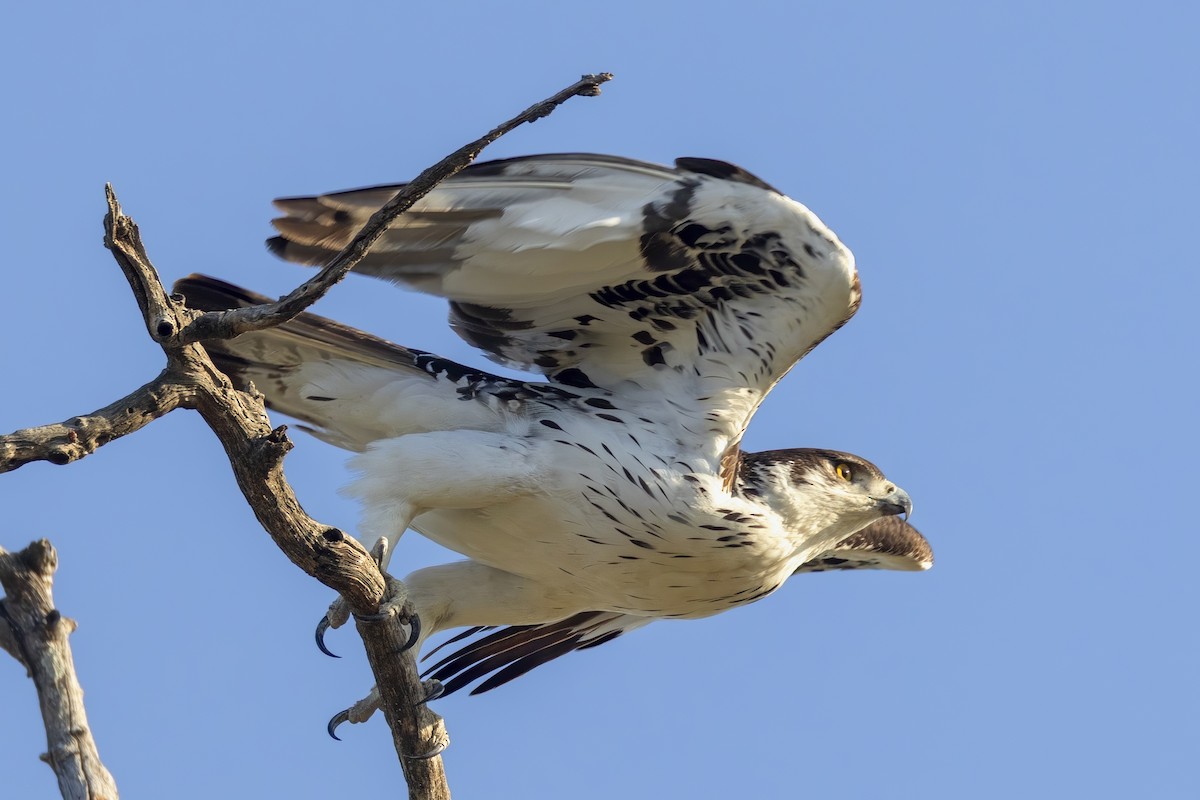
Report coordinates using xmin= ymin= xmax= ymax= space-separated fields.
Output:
xmin=317 ymin=430 xmax=550 ymax=652
xmin=327 ymin=560 xmax=589 ymax=738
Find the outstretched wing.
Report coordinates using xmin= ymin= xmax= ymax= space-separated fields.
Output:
xmin=424 ymin=518 xmax=932 ymax=696
xmin=268 ymin=154 xmax=861 ymax=444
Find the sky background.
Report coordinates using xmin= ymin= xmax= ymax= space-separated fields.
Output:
xmin=3 ymin=2 xmax=1198 ymax=797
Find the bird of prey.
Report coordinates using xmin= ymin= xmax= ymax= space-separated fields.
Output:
xmin=176 ymin=153 xmax=929 ymax=709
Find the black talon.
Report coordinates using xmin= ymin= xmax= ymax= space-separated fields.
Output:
xmin=401 ymin=613 xmax=421 ymax=652
xmin=416 ymin=679 xmax=445 ymax=706
xmin=407 ymin=739 xmax=448 ymax=760
xmin=356 ymin=607 xmax=422 ymax=652
xmin=315 ymin=615 xmax=340 ymax=658
xmin=327 ymin=708 xmax=350 ymax=741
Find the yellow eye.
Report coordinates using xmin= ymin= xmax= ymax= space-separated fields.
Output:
xmin=835 ymin=463 xmax=854 ymax=482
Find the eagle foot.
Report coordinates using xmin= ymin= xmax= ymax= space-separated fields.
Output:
xmin=325 ymin=678 xmax=442 ymax=741
xmin=327 ymin=687 xmax=381 ymax=740
xmin=406 ymin=734 xmax=449 ymax=761
xmin=315 ymin=537 xmax=402 ymax=658
xmin=417 ymin=679 xmax=445 ymax=706
xmin=351 ymin=576 xmax=419 ymax=652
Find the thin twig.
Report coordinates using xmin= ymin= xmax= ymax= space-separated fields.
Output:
xmin=178 ymin=72 xmax=613 ymax=344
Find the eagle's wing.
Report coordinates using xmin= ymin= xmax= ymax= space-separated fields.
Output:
xmin=268 ymin=154 xmax=861 ymax=445
xmin=423 ymin=518 xmax=932 ymax=696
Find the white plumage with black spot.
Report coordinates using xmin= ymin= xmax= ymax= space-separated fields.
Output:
xmin=176 ymin=153 xmax=929 ymax=698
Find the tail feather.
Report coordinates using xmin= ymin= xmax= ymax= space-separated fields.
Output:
xmin=172 ymin=274 xmax=492 ymax=450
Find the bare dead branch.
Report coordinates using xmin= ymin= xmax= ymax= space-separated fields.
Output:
xmin=101 ymin=189 xmax=390 ymax=612
xmin=0 ymin=374 xmax=185 ymax=473
xmin=0 ymin=540 xmax=120 ymax=800
xmin=0 ymin=72 xmax=612 ymax=799
xmin=356 ymin=590 xmax=451 ymax=797
xmin=178 ymin=72 xmax=614 ymax=344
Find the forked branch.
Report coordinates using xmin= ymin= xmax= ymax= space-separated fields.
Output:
xmin=0 ymin=72 xmax=612 ymax=800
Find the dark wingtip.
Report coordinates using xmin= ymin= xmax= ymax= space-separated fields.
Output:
xmin=172 ymin=274 xmax=273 ymax=310
xmin=265 ymin=235 xmax=289 ymax=259
xmin=674 ymin=157 xmax=783 ymax=195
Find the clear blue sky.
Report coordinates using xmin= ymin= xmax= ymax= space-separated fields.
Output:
xmin=3 ymin=2 xmax=1197 ymax=797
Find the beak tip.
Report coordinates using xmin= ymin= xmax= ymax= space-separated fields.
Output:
xmin=877 ymin=489 xmax=913 ymax=520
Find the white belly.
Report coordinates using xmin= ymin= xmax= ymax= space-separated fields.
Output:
xmin=411 ymin=483 xmax=797 ymax=619
xmin=348 ymin=410 xmax=807 ymax=619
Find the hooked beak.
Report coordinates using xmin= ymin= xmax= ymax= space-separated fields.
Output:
xmin=874 ymin=487 xmax=913 ymax=519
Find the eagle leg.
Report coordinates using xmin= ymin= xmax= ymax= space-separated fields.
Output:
xmin=327 ymin=686 xmax=381 ymax=740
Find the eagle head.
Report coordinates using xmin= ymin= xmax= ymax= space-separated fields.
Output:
xmin=738 ymin=448 xmax=912 ymax=558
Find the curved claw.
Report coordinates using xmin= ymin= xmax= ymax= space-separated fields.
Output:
xmin=327 ymin=708 xmax=351 ymax=741
xmin=315 ymin=615 xmax=340 ymax=658
xmin=407 ymin=738 xmax=448 ymax=760
xmin=401 ymin=613 xmax=421 ymax=652
xmin=417 ymin=679 xmax=445 ymax=706
xmin=357 ymin=607 xmax=421 ymax=652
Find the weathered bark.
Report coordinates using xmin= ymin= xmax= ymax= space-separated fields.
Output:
xmin=0 ymin=72 xmax=612 ymax=800
xmin=0 ymin=540 xmax=120 ymax=800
